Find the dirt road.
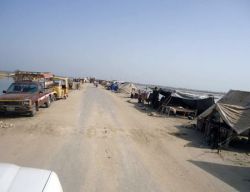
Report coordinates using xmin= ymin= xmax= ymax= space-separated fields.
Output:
xmin=0 ymin=84 xmax=249 ymax=192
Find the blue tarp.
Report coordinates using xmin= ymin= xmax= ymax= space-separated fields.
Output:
xmin=110 ymin=83 xmax=118 ymax=92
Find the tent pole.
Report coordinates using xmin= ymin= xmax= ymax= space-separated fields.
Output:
xmin=217 ymin=119 xmax=221 ymax=153
xmin=248 ymin=129 xmax=250 ymax=144
xmin=157 ymin=95 xmax=171 ymax=113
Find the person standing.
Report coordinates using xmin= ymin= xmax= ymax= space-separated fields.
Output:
xmin=152 ymin=87 xmax=159 ymax=109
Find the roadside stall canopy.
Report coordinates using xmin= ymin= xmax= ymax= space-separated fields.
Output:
xmin=160 ymin=89 xmax=215 ymax=115
xmin=199 ymin=90 xmax=250 ymax=134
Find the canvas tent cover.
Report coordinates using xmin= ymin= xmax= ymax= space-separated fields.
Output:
xmin=119 ymin=83 xmax=138 ymax=94
xmin=199 ymin=90 xmax=250 ymax=134
xmin=171 ymin=91 xmax=210 ymax=100
xmin=159 ymin=89 xmax=214 ymax=115
xmin=159 ymin=89 xmax=211 ymax=100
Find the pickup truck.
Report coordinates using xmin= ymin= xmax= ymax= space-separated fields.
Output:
xmin=0 ymin=81 xmax=55 ymax=116
xmin=0 ymin=163 xmax=63 ymax=192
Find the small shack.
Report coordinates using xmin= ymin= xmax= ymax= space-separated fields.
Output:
xmin=197 ymin=90 xmax=250 ymax=148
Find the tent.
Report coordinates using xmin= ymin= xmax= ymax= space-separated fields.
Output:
xmin=198 ymin=90 xmax=250 ymax=134
xmin=118 ymin=83 xmax=138 ymax=94
xmin=159 ymin=89 xmax=215 ymax=115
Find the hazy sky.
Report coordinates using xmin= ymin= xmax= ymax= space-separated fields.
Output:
xmin=0 ymin=0 xmax=249 ymax=92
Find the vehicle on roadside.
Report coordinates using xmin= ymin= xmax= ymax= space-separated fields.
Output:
xmin=94 ymin=81 xmax=98 ymax=87
xmin=52 ymin=77 xmax=69 ymax=99
xmin=0 ymin=81 xmax=54 ymax=116
xmin=0 ymin=71 xmax=56 ymax=117
xmin=0 ymin=163 xmax=63 ymax=192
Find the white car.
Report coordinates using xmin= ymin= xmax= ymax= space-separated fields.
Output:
xmin=0 ymin=163 xmax=63 ymax=192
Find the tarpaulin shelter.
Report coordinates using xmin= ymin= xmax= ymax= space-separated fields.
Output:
xmin=198 ymin=90 xmax=250 ymax=134
xmin=110 ymin=82 xmax=118 ymax=92
xmin=118 ymin=83 xmax=138 ymax=94
xmin=159 ymin=89 xmax=215 ymax=116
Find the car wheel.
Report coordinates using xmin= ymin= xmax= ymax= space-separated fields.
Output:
xmin=29 ymin=105 xmax=36 ymax=117
xmin=45 ymin=97 xmax=51 ymax=108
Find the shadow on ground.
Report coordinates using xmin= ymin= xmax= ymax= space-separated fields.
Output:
xmin=120 ymin=94 xmax=250 ymax=154
xmin=189 ymin=160 xmax=250 ymax=191
xmin=0 ymin=113 xmax=30 ymax=119
xmin=172 ymin=125 xmax=208 ymax=148
xmin=127 ymin=99 xmax=170 ymax=118
xmin=172 ymin=124 xmax=250 ymax=154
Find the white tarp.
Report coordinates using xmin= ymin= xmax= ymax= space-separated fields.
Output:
xmin=172 ymin=90 xmax=210 ymax=100
xmin=199 ymin=90 xmax=250 ymax=134
xmin=118 ymin=83 xmax=138 ymax=94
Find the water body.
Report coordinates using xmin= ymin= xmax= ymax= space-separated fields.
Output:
xmin=134 ymin=83 xmax=224 ymax=102
xmin=0 ymin=78 xmax=13 ymax=94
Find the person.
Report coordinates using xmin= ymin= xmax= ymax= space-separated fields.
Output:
xmin=138 ymin=89 xmax=142 ymax=103
xmin=207 ymin=112 xmax=220 ymax=148
xmin=131 ymin=88 xmax=135 ymax=98
xmin=151 ymin=87 xmax=159 ymax=109
xmin=76 ymin=82 xmax=80 ymax=90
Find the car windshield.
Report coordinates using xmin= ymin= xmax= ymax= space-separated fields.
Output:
xmin=54 ymin=80 xmax=62 ymax=86
xmin=7 ymin=83 xmax=38 ymax=93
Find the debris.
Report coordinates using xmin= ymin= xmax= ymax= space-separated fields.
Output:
xmin=0 ymin=121 xmax=14 ymax=129
xmin=148 ymin=112 xmax=162 ymax=117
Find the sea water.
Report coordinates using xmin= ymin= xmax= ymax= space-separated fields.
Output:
xmin=0 ymin=78 xmax=13 ymax=94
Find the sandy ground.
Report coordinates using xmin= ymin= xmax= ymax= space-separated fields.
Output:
xmin=0 ymin=84 xmax=249 ymax=192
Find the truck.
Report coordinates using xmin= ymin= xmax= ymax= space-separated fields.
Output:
xmin=0 ymin=71 xmax=56 ymax=116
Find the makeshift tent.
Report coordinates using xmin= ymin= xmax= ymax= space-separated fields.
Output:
xmin=159 ymin=89 xmax=215 ymax=115
xmin=118 ymin=83 xmax=138 ymax=94
xmin=198 ymin=90 xmax=250 ymax=134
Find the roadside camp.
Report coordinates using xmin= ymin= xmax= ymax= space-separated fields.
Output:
xmin=157 ymin=89 xmax=215 ymax=117
xmin=197 ymin=90 xmax=250 ymax=148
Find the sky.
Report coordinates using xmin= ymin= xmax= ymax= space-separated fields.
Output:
xmin=0 ymin=0 xmax=250 ymax=92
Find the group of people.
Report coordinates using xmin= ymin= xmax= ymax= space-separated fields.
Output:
xmin=132 ymin=87 xmax=161 ymax=109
